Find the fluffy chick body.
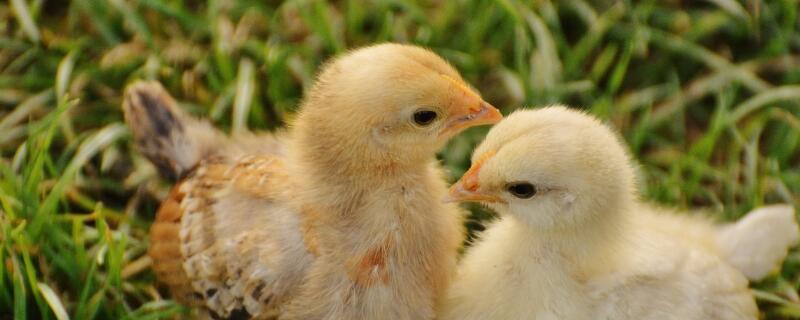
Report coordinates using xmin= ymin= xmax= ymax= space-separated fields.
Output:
xmin=441 ymin=106 xmax=771 ymax=320
xmin=128 ymin=44 xmax=501 ymax=319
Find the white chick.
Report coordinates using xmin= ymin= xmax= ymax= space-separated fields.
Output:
xmin=440 ymin=106 xmax=769 ymax=320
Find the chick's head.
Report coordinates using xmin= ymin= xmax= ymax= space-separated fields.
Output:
xmin=295 ymin=43 xmax=501 ymax=164
xmin=447 ymin=106 xmax=637 ymax=231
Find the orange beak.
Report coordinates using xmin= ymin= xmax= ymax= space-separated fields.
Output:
xmin=441 ymin=76 xmax=502 ymax=136
xmin=445 ymin=151 xmax=503 ymax=203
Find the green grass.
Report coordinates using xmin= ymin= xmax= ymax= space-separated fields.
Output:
xmin=1 ymin=0 xmax=799 ymax=319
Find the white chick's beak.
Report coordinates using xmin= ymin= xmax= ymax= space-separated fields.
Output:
xmin=445 ymin=151 xmax=503 ymax=203
xmin=440 ymin=76 xmax=502 ymax=136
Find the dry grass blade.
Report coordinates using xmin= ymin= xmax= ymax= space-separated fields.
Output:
xmin=9 ymin=0 xmax=40 ymax=43
xmin=0 ymin=90 xmax=53 ymax=133
xmin=521 ymin=6 xmax=562 ymax=90
xmin=36 ymin=283 xmax=70 ymax=320
xmin=729 ymin=85 xmax=800 ymax=124
xmin=232 ymin=58 xmax=256 ymax=134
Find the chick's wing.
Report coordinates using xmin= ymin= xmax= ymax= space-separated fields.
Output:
xmin=149 ymin=155 xmax=314 ymax=319
xmin=588 ymin=238 xmax=757 ymax=320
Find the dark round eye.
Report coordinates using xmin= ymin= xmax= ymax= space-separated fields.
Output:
xmin=506 ymin=182 xmax=536 ymax=199
xmin=413 ymin=110 xmax=438 ymax=126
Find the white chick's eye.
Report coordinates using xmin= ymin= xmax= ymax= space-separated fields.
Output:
xmin=506 ymin=182 xmax=536 ymax=199
xmin=412 ymin=109 xmax=438 ymax=126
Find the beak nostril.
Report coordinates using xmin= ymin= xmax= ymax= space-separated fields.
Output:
xmin=441 ymin=100 xmax=500 ymax=136
xmin=463 ymin=175 xmax=480 ymax=192
xmin=469 ymin=103 xmax=483 ymax=113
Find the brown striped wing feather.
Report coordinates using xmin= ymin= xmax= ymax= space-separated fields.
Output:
xmin=149 ymin=155 xmax=314 ymax=319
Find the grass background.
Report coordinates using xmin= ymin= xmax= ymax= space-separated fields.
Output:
xmin=1 ymin=0 xmax=799 ymax=319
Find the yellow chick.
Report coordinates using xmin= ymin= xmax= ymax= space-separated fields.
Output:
xmin=441 ymin=106 xmax=774 ymax=320
xmin=125 ymin=43 xmax=502 ymax=319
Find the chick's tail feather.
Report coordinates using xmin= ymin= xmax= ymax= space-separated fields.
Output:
xmin=123 ymin=81 xmax=227 ymax=180
xmin=716 ymin=205 xmax=799 ymax=281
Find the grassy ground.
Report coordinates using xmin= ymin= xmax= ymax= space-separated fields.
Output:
xmin=1 ymin=0 xmax=799 ymax=319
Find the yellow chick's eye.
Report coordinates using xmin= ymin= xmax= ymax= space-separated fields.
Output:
xmin=413 ymin=109 xmax=438 ymax=126
xmin=506 ymin=182 xmax=536 ymax=199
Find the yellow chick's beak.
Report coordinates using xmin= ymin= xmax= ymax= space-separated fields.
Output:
xmin=445 ymin=151 xmax=503 ymax=203
xmin=443 ymin=100 xmax=502 ymax=136
xmin=441 ymin=78 xmax=502 ymax=136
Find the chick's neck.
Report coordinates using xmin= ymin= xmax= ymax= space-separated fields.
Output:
xmin=514 ymin=196 xmax=634 ymax=273
xmin=287 ymin=115 xmax=437 ymax=215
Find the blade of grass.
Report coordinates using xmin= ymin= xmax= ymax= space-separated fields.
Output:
xmin=0 ymin=89 xmax=53 ymax=133
xmin=36 ymin=282 xmax=70 ymax=320
xmin=522 ymin=6 xmax=562 ymax=91
xmin=55 ymin=51 xmax=78 ymax=144
xmin=11 ymin=253 xmax=27 ymax=320
xmin=729 ymin=85 xmax=800 ymax=124
xmin=232 ymin=58 xmax=255 ymax=134
xmin=705 ymin=0 xmax=750 ymax=23
xmin=9 ymin=0 xmax=41 ymax=43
